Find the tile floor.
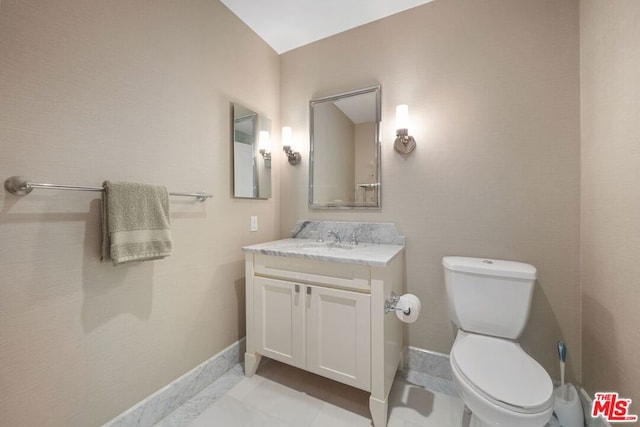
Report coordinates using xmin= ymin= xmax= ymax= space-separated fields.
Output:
xmin=156 ymin=359 xmax=466 ymax=427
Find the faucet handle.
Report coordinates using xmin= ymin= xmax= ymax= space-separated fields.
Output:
xmin=350 ymin=231 xmax=358 ymax=245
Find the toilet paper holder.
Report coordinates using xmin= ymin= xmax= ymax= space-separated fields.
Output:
xmin=384 ymin=292 xmax=411 ymax=315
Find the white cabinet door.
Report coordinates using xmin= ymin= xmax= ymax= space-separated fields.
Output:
xmin=254 ymin=277 xmax=305 ymax=369
xmin=306 ymin=285 xmax=371 ymax=391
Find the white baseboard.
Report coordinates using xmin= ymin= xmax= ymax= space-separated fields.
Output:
xmin=580 ymin=387 xmax=612 ymax=427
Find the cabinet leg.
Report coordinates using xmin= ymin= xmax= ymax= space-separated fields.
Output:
xmin=369 ymin=395 xmax=388 ymax=427
xmin=244 ymin=352 xmax=261 ymax=377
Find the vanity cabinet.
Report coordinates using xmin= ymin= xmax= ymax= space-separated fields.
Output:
xmin=254 ymin=276 xmax=371 ymax=390
xmin=243 ymin=247 xmax=404 ymax=427
xmin=253 ymin=277 xmax=305 ymax=369
xmin=306 ymin=283 xmax=371 ymax=390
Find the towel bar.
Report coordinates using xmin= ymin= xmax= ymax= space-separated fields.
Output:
xmin=4 ymin=176 xmax=213 ymax=202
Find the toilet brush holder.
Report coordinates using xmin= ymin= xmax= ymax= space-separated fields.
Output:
xmin=553 ymin=384 xmax=584 ymax=427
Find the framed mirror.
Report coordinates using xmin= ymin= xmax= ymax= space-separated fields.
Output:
xmin=232 ymin=103 xmax=272 ymax=199
xmin=309 ymin=85 xmax=381 ymax=209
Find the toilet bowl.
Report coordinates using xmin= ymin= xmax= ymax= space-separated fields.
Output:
xmin=442 ymin=256 xmax=554 ymax=427
xmin=450 ymin=331 xmax=553 ymax=427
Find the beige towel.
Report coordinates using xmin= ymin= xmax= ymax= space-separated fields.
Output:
xmin=101 ymin=181 xmax=172 ymax=265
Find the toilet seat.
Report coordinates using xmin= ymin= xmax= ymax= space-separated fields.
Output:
xmin=451 ymin=332 xmax=553 ymax=414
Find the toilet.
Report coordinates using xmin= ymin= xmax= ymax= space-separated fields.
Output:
xmin=443 ymin=256 xmax=553 ymax=427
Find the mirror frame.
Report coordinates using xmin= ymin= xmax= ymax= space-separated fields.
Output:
xmin=231 ymin=103 xmax=272 ymax=199
xmin=309 ymin=85 xmax=382 ymax=209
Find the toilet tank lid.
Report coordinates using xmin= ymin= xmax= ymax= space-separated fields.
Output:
xmin=442 ymin=256 xmax=536 ymax=280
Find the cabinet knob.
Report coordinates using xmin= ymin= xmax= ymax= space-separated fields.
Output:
xmin=295 ymin=284 xmax=300 ymax=293
xmin=307 ymin=287 xmax=312 ymax=295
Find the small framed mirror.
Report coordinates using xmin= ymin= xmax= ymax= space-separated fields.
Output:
xmin=309 ymin=85 xmax=381 ymax=209
xmin=232 ymin=103 xmax=272 ymax=199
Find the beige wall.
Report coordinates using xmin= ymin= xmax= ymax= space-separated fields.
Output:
xmin=580 ymin=0 xmax=640 ymax=401
xmin=312 ymin=103 xmax=355 ymax=203
xmin=355 ymin=122 xmax=377 ymax=204
xmin=280 ymin=0 xmax=581 ymax=382
xmin=0 ymin=1 xmax=280 ymax=426
xmin=10 ymin=0 xmax=634 ymax=423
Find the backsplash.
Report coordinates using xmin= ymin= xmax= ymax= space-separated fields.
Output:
xmin=291 ymin=221 xmax=405 ymax=245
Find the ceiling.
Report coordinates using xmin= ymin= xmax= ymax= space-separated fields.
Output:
xmin=220 ymin=0 xmax=435 ymax=54
xmin=334 ymin=91 xmax=377 ymax=124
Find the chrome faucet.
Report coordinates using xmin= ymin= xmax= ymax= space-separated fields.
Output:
xmin=327 ymin=230 xmax=341 ymax=243
xmin=350 ymin=231 xmax=358 ymax=245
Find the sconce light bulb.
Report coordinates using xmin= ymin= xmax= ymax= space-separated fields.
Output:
xmin=280 ymin=125 xmax=301 ymax=165
xmin=396 ymin=104 xmax=409 ymax=132
xmin=282 ymin=126 xmax=292 ymax=149
xmin=394 ymin=104 xmax=416 ymax=155
xmin=259 ymin=131 xmax=270 ymax=152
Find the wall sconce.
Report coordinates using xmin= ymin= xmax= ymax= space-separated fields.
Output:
xmin=258 ymin=130 xmax=271 ymax=167
xmin=281 ymin=126 xmax=301 ymax=165
xmin=394 ymin=104 xmax=416 ymax=154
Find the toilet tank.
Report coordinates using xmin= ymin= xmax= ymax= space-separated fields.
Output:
xmin=443 ymin=256 xmax=537 ymax=339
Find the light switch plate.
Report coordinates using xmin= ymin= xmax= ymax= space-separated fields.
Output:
xmin=250 ymin=216 xmax=258 ymax=232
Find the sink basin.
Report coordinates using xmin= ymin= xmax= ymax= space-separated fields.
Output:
xmin=297 ymin=241 xmax=356 ymax=251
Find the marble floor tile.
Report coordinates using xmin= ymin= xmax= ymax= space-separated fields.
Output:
xmin=238 ymin=377 xmax=325 ymax=426
xmin=397 ymin=369 xmax=459 ymax=397
xmin=322 ymin=384 xmax=371 ymax=420
xmin=225 ymin=374 xmax=265 ymax=402
xmin=189 ymin=395 xmax=288 ymax=427
xmin=154 ymin=359 xmax=573 ymax=427
xmin=309 ymin=402 xmax=373 ymax=427
xmin=154 ymin=364 xmax=245 ymax=427
xmin=388 ymin=381 xmax=465 ymax=427
xmin=154 ymin=359 xmax=464 ymax=427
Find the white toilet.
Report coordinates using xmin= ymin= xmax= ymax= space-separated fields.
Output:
xmin=442 ymin=256 xmax=553 ymax=427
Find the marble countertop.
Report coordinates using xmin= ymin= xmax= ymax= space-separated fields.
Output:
xmin=241 ymin=238 xmax=405 ymax=267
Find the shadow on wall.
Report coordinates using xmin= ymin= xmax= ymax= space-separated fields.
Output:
xmin=581 ymin=294 xmax=618 ymax=395
xmin=0 ymin=192 xmax=154 ymax=333
xmin=82 ymin=199 xmax=153 ymax=332
xmin=180 ymin=258 xmax=247 ymax=346
xmin=520 ymin=281 xmax=568 ymax=384
xmin=235 ymin=275 xmax=246 ymax=342
xmin=80 ymin=196 xmax=210 ymax=332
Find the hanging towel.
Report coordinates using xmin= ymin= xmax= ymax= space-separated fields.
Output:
xmin=101 ymin=181 xmax=172 ymax=265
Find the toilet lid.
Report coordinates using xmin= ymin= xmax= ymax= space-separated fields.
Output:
xmin=452 ymin=334 xmax=553 ymax=411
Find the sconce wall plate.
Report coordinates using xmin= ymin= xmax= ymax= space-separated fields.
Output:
xmin=283 ymin=146 xmax=301 ymax=165
xmin=394 ymin=128 xmax=416 ymax=154
xmin=259 ymin=149 xmax=272 ymax=160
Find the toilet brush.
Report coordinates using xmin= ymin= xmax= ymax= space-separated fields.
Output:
xmin=553 ymin=340 xmax=584 ymax=427
xmin=557 ymin=340 xmax=567 ymax=400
